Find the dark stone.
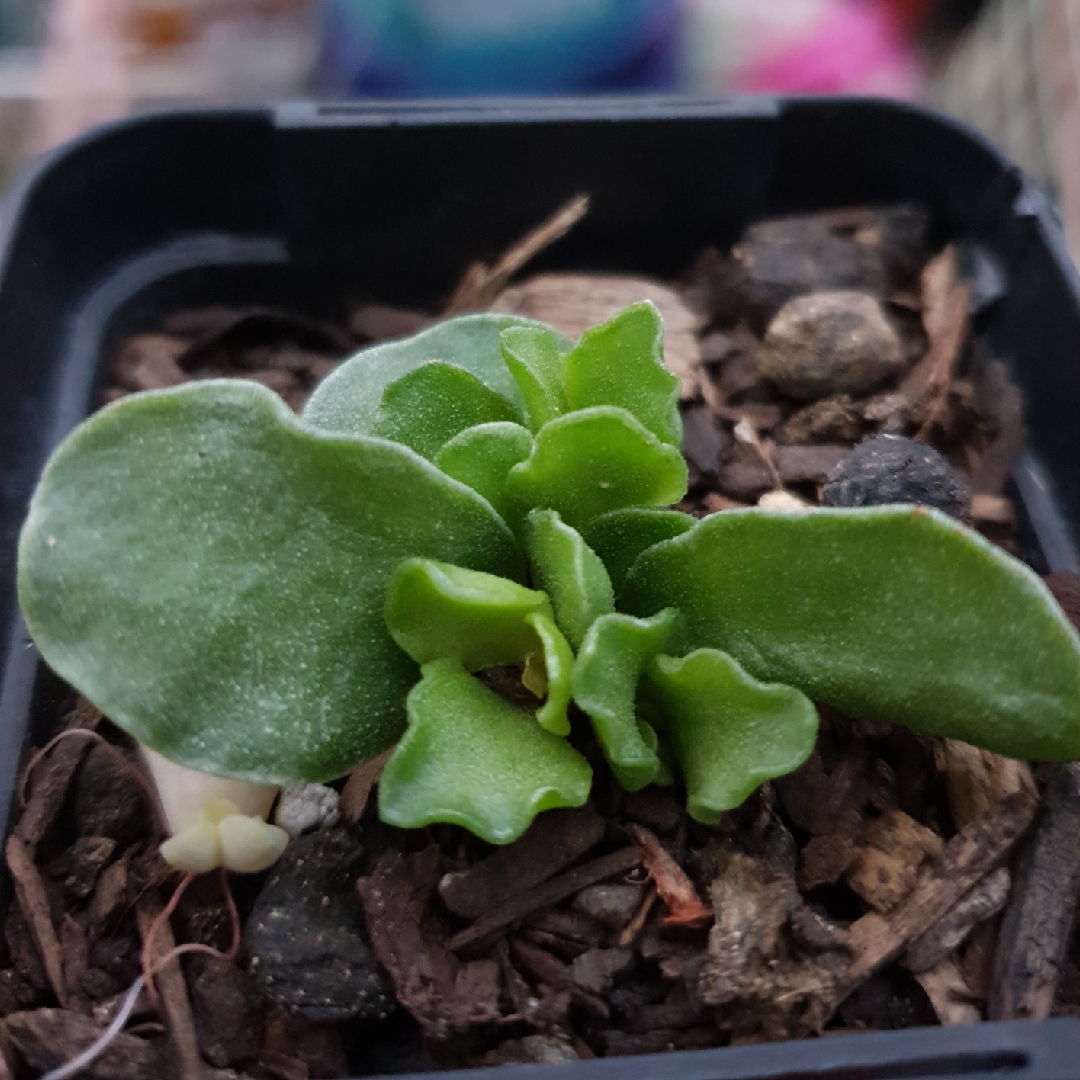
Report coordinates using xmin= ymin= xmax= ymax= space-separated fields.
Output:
xmin=186 ymin=954 xmax=262 ymax=1067
xmin=245 ymin=827 xmax=393 ymax=1022
xmin=823 ymin=435 xmax=972 ymax=521
xmin=623 ymin=788 xmax=682 ymax=835
xmin=72 ymin=744 xmax=153 ymax=847
xmin=681 ymin=404 xmax=722 ymax=478
xmin=572 ymin=884 xmax=644 ymax=929
xmin=570 ymin=947 xmax=635 ymax=994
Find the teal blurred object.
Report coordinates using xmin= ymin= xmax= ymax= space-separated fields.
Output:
xmin=317 ymin=0 xmax=680 ymax=96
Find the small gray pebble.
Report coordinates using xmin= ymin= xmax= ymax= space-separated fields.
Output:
xmin=760 ymin=291 xmax=903 ymax=400
xmin=823 ymin=435 xmax=971 ymax=520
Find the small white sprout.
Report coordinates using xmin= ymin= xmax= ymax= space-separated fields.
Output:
xmin=143 ymin=748 xmax=289 ymax=874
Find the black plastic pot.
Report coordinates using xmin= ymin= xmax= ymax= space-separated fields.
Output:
xmin=2 ymin=96 xmax=1080 ymax=1079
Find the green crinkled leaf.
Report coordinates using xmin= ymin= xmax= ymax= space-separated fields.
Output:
xmin=501 ymin=325 xmax=568 ymax=431
xmin=384 ymin=557 xmax=551 ymax=671
xmin=621 ymin=507 xmax=1080 ymax=761
xmin=505 ymin=406 xmax=688 ymax=533
xmin=527 ymin=612 xmax=574 ymax=736
xmin=563 ymin=302 xmax=681 ymax=446
xmin=368 ymin=362 xmax=519 ymax=459
xmin=18 ymin=381 xmax=524 ymax=784
xmin=571 ymin=608 xmax=683 ymax=790
xmin=524 ymin=509 xmax=614 ymax=650
xmin=582 ymin=507 xmax=696 ymax=596
xmin=642 ymin=649 xmax=818 ymax=824
xmin=435 ymin=422 xmax=534 ymax=524
xmin=378 ymin=658 xmax=592 ymax=844
xmin=303 ymin=313 xmax=569 ymax=437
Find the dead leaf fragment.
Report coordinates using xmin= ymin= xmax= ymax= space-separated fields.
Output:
xmin=627 ymin=825 xmax=710 ymax=928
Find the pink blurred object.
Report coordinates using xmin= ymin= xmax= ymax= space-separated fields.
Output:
xmin=735 ymin=0 xmax=920 ymax=99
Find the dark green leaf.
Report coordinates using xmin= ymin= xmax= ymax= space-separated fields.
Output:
xmin=368 ymin=362 xmax=519 ymax=459
xmin=582 ymin=507 xmax=695 ymax=595
xmin=622 ymin=507 xmax=1080 ymax=761
xmin=18 ymin=382 xmax=523 ymax=783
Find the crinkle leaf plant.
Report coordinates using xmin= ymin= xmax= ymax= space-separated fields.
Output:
xmin=18 ymin=302 xmax=1080 ymax=871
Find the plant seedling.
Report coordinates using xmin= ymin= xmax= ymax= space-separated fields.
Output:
xmin=17 ymin=301 xmax=1080 ymax=864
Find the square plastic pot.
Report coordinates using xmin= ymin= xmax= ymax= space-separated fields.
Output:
xmin=1 ymin=96 xmax=1080 ymax=1079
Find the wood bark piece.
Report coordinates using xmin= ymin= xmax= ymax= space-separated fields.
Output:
xmin=841 ymin=789 xmax=1035 ymax=999
xmin=903 ymin=866 xmax=1010 ymax=974
xmin=439 ymin=807 xmax=605 ymax=920
xmin=989 ymin=762 xmax=1080 ymax=1020
xmin=445 ymin=194 xmax=589 ymax=315
xmin=627 ymin=824 xmax=710 ymax=928
xmin=5 ymin=835 xmax=68 ymax=1007
xmin=4 ymin=1008 xmax=165 ymax=1080
xmin=915 ymin=959 xmax=981 ymax=1026
xmin=937 ymin=739 xmax=1034 ymax=831
xmin=446 ymin=847 xmax=642 ymax=953
xmin=15 ymin=722 xmax=99 ymax=852
xmin=338 ymin=748 xmax=393 ymax=824
xmin=136 ymin=893 xmax=202 ymax=1080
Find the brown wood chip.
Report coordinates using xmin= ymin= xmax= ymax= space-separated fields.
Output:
xmin=627 ymin=824 xmax=710 ymax=928
xmin=446 ymin=846 xmax=642 ymax=953
xmin=439 ymin=806 xmax=605 ymax=920
xmin=915 ymin=958 xmax=981 ymax=1026
xmin=136 ymin=893 xmax=202 ymax=1080
xmin=842 ymin=789 xmax=1036 ymax=996
xmin=338 ymin=748 xmax=393 ymax=824
xmin=4 ymin=1007 xmax=165 ymax=1079
xmin=5 ymin=835 xmax=68 ymax=1006
xmin=990 ymin=762 xmax=1080 ymax=1020
xmin=16 ymin=726 xmax=99 ymax=853
xmin=445 ymin=194 xmax=589 ymax=315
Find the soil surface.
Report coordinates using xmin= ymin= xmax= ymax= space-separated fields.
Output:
xmin=4 ymin=202 xmax=1079 ymax=1079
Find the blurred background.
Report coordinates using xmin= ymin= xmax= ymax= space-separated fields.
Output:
xmin=0 ymin=0 xmax=1075 ymax=249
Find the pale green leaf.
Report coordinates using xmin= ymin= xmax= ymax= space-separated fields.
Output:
xmin=571 ymin=608 xmax=683 ymax=790
xmin=642 ymin=649 xmax=818 ymax=824
xmin=582 ymin=507 xmax=695 ymax=595
xmin=303 ymin=313 xmax=569 ymax=437
xmin=368 ymin=362 xmax=519 ymax=459
xmin=621 ymin=507 xmax=1080 ymax=761
xmin=18 ymin=381 xmax=523 ymax=784
xmin=435 ymin=422 xmax=534 ymax=524
xmin=524 ymin=509 xmax=614 ymax=650
xmin=378 ymin=658 xmax=592 ymax=844
xmin=528 ymin=612 xmax=574 ymax=736
xmin=563 ymin=302 xmax=681 ymax=446
xmin=501 ymin=325 xmax=568 ymax=431
xmin=384 ymin=557 xmax=551 ymax=671
xmin=505 ymin=407 xmax=688 ymax=533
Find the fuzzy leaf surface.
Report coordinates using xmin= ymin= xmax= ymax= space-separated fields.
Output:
xmin=572 ymin=608 xmax=683 ymax=790
xmin=506 ymin=407 xmax=688 ymax=533
xmin=435 ymin=422 xmax=533 ymax=524
xmin=303 ymin=313 xmax=568 ymax=437
xmin=378 ymin=659 xmax=592 ymax=844
xmin=524 ymin=509 xmax=614 ymax=650
xmin=642 ymin=650 xmax=818 ymax=823
xmin=368 ymin=362 xmax=519 ymax=459
xmin=18 ymin=382 xmax=524 ymax=783
xmin=384 ymin=558 xmax=551 ymax=671
xmin=528 ymin=612 xmax=575 ymax=736
xmin=621 ymin=507 xmax=1080 ymax=761
xmin=583 ymin=507 xmax=695 ymax=596
xmin=563 ymin=301 xmax=681 ymax=446
xmin=501 ymin=325 xmax=568 ymax=431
